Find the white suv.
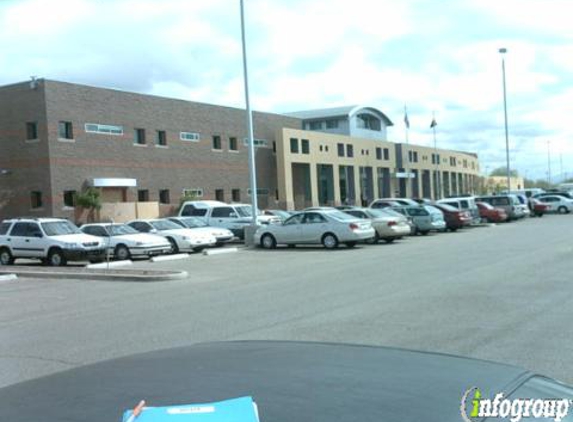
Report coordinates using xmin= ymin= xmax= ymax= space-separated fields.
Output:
xmin=0 ymin=218 xmax=106 ymax=266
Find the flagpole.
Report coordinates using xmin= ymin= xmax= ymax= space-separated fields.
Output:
xmin=431 ymin=111 xmax=440 ymax=199
xmin=404 ymin=105 xmax=410 ymax=198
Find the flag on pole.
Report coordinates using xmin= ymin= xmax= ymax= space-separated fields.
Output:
xmin=404 ymin=106 xmax=410 ymax=129
xmin=430 ymin=118 xmax=437 ymax=128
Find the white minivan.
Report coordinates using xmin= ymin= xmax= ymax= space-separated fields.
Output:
xmin=178 ymin=201 xmax=280 ymax=239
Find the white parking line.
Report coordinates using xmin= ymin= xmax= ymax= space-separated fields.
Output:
xmin=202 ymin=247 xmax=239 ymax=256
xmin=150 ymin=253 xmax=190 ymax=262
xmin=86 ymin=260 xmax=133 ymax=269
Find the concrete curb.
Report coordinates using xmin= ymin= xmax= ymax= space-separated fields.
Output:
xmin=86 ymin=260 xmax=133 ymax=269
xmin=203 ymin=247 xmax=239 ymax=256
xmin=0 ymin=274 xmax=17 ymax=282
xmin=0 ymin=266 xmax=188 ymax=282
xmin=150 ymin=253 xmax=190 ymax=262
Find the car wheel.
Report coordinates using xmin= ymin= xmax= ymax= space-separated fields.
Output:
xmin=0 ymin=248 xmax=14 ymax=265
xmin=449 ymin=227 xmax=457 ymax=232
xmin=366 ymin=232 xmax=380 ymax=244
xmin=321 ymin=233 xmax=338 ymax=250
xmin=557 ymin=206 xmax=568 ymax=214
xmin=383 ymin=238 xmax=395 ymax=244
xmin=47 ymin=248 xmax=66 ymax=266
xmin=192 ymin=246 xmax=205 ymax=253
xmin=420 ymin=230 xmax=429 ymax=236
xmin=261 ymin=233 xmax=277 ymax=249
xmin=345 ymin=242 xmax=356 ymax=248
xmin=287 ymin=244 xmax=296 ymax=249
xmin=167 ymin=237 xmax=179 ymax=254
xmin=115 ymin=244 xmax=131 ymax=261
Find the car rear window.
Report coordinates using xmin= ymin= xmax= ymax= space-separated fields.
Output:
xmin=407 ymin=208 xmax=429 ymax=216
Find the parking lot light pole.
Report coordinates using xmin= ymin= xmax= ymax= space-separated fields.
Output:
xmin=240 ymin=0 xmax=258 ymax=227
xmin=499 ymin=47 xmax=511 ymax=193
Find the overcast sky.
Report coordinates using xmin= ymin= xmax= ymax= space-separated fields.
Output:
xmin=1 ymin=0 xmax=571 ymax=180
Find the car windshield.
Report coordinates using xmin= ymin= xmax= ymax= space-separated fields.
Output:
xmin=150 ymin=220 xmax=181 ymax=231
xmin=107 ymin=224 xmax=139 ymax=235
xmin=366 ymin=209 xmax=393 ymax=219
xmin=235 ymin=206 xmax=261 ymax=217
xmin=437 ymin=203 xmax=458 ymax=212
xmin=179 ymin=217 xmax=208 ymax=228
xmin=41 ymin=221 xmax=81 ymax=236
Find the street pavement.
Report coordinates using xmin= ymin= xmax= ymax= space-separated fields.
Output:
xmin=1 ymin=214 xmax=572 ymax=389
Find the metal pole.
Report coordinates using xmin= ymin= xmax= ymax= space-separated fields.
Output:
xmin=547 ymin=140 xmax=551 ymax=185
xmin=432 ymin=111 xmax=439 ymax=199
xmin=240 ymin=0 xmax=258 ymax=225
xmin=404 ymin=105 xmax=409 ymax=198
xmin=500 ymin=48 xmax=511 ymax=193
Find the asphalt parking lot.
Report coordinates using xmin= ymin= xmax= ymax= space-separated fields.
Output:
xmin=1 ymin=214 xmax=573 ymax=389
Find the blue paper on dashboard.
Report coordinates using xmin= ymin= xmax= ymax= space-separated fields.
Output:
xmin=121 ymin=396 xmax=259 ymax=422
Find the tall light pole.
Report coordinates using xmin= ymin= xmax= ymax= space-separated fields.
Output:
xmin=547 ymin=140 xmax=552 ymax=185
xmin=499 ymin=48 xmax=511 ymax=192
xmin=240 ymin=0 xmax=258 ymax=226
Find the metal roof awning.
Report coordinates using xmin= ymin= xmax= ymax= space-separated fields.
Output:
xmin=91 ymin=178 xmax=137 ymax=187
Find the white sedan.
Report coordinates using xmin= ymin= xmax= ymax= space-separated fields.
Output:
xmin=536 ymin=195 xmax=573 ymax=214
xmin=80 ymin=223 xmax=171 ymax=260
xmin=254 ymin=208 xmax=375 ymax=249
xmin=127 ymin=219 xmax=216 ymax=253
xmin=342 ymin=207 xmax=411 ymax=243
xmin=167 ymin=216 xmax=234 ymax=246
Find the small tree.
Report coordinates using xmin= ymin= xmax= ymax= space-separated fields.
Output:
xmin=489 ymin=166 xmax=519 ymax=177
xmin=75 ymin=187 xmax=102 ymax=223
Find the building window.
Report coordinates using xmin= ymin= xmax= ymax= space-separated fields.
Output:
xmin=85 ymin=123 xmax=123 ymax=135
xmin=326 ymin=119 xmax=339 ymax=129
xmin=229 ymin=137 xmax=238 ymax=151
xmin=337 ymin=143 xmax=344 ymax=157
xmin=58 ymin=121 xmax=74 ymax=139
xmin=243 ymin=138 xmax=268 ymax=147
xmin=156 ymin=130 xmax=167 ymax=146
xmin=290 ymin=137 xmax=299 ymax=153
xmin=376 ymin=147 xmax=382 ymax=160
xmin=135 ymin=128 xmax=146 ymax=145
xmin=180 ymin=132 xmax=200 ymax=141
xmin=356 ymin=114 xmax=381 ymax=131
xmin=272 ymin=141 xmax=276 ymax=153
xmin=215 ymin=189 xmax=224 ymax=201
xmin=247 ymin=188 xmax=270 ymax=195
xmin=309 ymin=121 xmax=322 ymax=130
xmin=346 ymin=144 xmax=354 ymax=158
xmin=325 ymin=145 xmax=329 ymax=152
xmin=319 ymin=145 xmax=323 ymax=152
xmin=63 ymin=190 xmax=76 ymax=207
xmin=232 ymin=189 xmax=241 ymax=202
xmin=138 ymin=189 xmax=149 ymax=202
xmin=212 ymin=135 xmax=222 ymax=150
xmin=183 ymin=188 xmax=203 ymax=198
xmin=30 ymin=191 xmax=43 ymax=209
xmin=26 ymin=122 xmax=38 ymax=140
xmin=383 ymin=148 xmax=389 ymax=160
xmin=159 ymin=189 xmax=170 ymax=204
xmin=301 ymin=139 xmax=309 ymax=154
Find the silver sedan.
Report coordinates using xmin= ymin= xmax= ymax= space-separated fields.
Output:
xmin=254 ymin=209 xmax=375 ymax=249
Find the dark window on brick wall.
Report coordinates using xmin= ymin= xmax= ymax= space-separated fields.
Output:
xmin=232 ymin=189 xmax=241 ymax=202
xmin=26 ymin=122 xmax=38 ymax=140
xmin=346 ymin=144 xmax=354 ymax=158
xmin=159 ymin=189 xmax=170 ymax=204
xmin=383 ymin=148 xmax=389 ymax=160
xmin=138 ymin=189 xmax=149 ymax=202
xmin=212 ymin=135 xmax=222 ymax=150
xmin=156 ymin=130 xmax=167 ymax=146
xmin=301 ymin=139 xmax=309 ymax=154
xmin=63 ymin=190 xmax=76 ymax=207
xmin=215 ymin=189 xmax=224 ymax=201
xmin=31 ymin=191 xmax=43 ymax=209
xmin=58 ymin=121 xmax=73 ymax=139
xmin=229 ymin=137 xmax=238 ymax=151
xmin=135 ymin=128 xmax=146 ymax=145
xmin=376 ymin=147 xmax=382 ymax=160
xmin=337 ymin=143 xmax=344 ymax=157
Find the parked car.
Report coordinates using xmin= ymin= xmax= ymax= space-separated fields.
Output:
xmin=179 ymin=200 xmax=280 ymax=239
xmin=167 ymin=216 xmax=234 ymax=246
xmin=370 ymin=198 xmax=419 ymax=208
xmin=533 ymin=191 xmax=573 ymax=200
xmin=514 ymin=194 xmax=531 ymax=218
xmin=262 ymin=209 xmax=293 ymax=222
xmin=390 ymin=205 xmax=446 ymax=235
xmin=254 ymin=209 xmax=375 ymax=249
xmin=341 ymin=207 xmax=411 ymax=243
xmin=475 ymin=194 xmax=523 ymax=220
xmin=529 ymin=198 xmax=549 ymax=217
xmin=431 ymin=203 xmax=472 ymax=231
xmin=411 ymin=198 xmax=434 ymax=205
xmin=476 ymin=202 xmax=508 ymax=223
xmin=80 ymin=223 xmax=172 ymax=260
xmin=0 ymin=218 xmax=105 ymax=266
xmin=127 ymin=218 xmax=216 ymax=252
xmin=535 ymin=195 xmax=573 ymax=214
xmin=436 ymin=196 xmax=481 ymax=224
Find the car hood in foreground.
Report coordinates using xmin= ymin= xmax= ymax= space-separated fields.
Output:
xmin=0 ymin=341 xmax=534 ymax=422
